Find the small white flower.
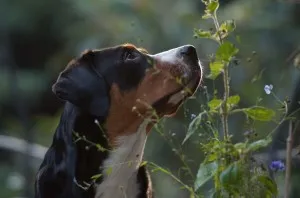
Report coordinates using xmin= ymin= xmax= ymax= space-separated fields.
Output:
xmin=264 ymin=84 xmax=273 ymax=95
xmin=191 ymin=114 xmax=197 ymax=119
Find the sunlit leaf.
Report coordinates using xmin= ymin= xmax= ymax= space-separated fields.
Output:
xmin=207 ymin=1 xmax=219 ymax=14
xmin=216 ymin=41 xmax=239 ymax=62
xmin=219 ymin=20 xmax=236 ymax=38
xmin=206 ymin=61 xmax=224 ymax=80
xmin=244 ymin=106 xmax=275 ymax=121
xmin=208 ymin=98 xmax=222 ymax=110
xmin=219 ymin=20 xmax=236 ymax=33
xmin=194 ymin=162 xmax=218 ymax=191
xmin=90 ymin=173 xmax=102 ymax=180
xmin=194 ymin=29 xmax=212 ymax=39
xmin=227 ymin=95 xmax=240 ymax=110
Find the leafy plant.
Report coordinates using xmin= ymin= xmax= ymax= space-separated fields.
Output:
xmin=148 ymin=0 xmax=299 ymax=197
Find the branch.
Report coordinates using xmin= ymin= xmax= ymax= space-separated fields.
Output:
xmin=0 ymin=134 xmax=47 ymax=160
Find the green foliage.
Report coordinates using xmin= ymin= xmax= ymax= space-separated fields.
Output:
xmin=194 ymin=162 xmax=218 ymax=191
xmin=180 ymin=0 xmax=292 ymax=197
xmin=244 ymin=106 xmax=275 ymax=121
xmin=215 ymin=42 xmax=239 ymax=63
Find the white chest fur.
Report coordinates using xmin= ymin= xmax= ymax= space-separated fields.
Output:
xmin=94 ymin=120 xmax=149 ymax=198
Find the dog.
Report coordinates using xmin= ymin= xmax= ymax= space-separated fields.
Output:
xmin=34 ymin=43 xmax=202 ymax=198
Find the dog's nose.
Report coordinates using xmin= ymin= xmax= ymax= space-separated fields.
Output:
xmin=179 ymin=45 xmax=197 ymax=60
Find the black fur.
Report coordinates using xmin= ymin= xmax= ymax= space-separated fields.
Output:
xmin=35 ymin=45 xmax=153 ymax=198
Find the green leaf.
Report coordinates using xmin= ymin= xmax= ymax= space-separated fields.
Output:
xmin=194 ymin=29 xmax=212 ymax=39
xmin=90 ymin=173 xmax=102 ymax=180
xmin=202 ymin=0 xmax=219 ymax=18
xmin=216 ymin=41 xmax=239 ymax=62
xmin=244 ymin=106 xmax=275 ymax=121
xmin=219 ymin=20 xmax=236 ymax=33
xmin=247 ymin=136 xmax=272 ymax=152
xmin=140 ymin=161 xmax=148 ymax=167
xmin=208 ymin=98 xmax=222 ymax=111
xmin=207 ymin=1 xmax=219 ymax=14
xmin=206 ymin=61 xmax=224 ymax=80
xmin=219 ymin=162 xmax=241 ymax=185
xmin=218 ymin=20 xmax=236 ymax=39
xmin=96 ymin=144 xmax=106 ymax=152
xmin=227 ymin=95 xmax=240 ymax=110
xmin=234 ymin=143 xmax=246 ymax=153
xmin=184 ymin=112 xmax=205 ymax=144
xmin=257 ymin=175 xmax=278 ymax=196
xmin=206 ymin=152 xmax=218 ymax=162
xmin=194 ymin=162 xmax=218 ymax=191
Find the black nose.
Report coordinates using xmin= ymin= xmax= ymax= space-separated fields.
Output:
xmin=179 ymin=45 xmax=197 ymax=60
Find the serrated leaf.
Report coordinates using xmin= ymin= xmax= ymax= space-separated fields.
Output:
xmin=216 ymin=41 xmax=239 ymax=62
xmin=219 ymin=20 xmax=236 ymax=39
xmin=208 ymin=98 xmax=222 ymax=111
xmin=227 ymin=95 xmax=240 ymax=110
xmin=194 ymin=162 xmax=218 ymax=191
xmin=244 ymin=106 xmax=275 ymax=121
xmin=206 ymin=1 xmax=219 ymax=14
xmin=194 ymin=29 xmax=212 ymax=39
xmin=247 ymin=136 xmax=272 ymax=152
xmin=183 ymin=112 xmax=205 ymax=144
xmin=257 ymin=175 xmax=278 ymax=196
xmin=206 ymin=61 xmax=224 ymax=80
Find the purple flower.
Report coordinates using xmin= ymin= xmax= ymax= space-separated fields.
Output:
xmin=264 ymin=84 xmax=273 ymax=95
xmin=269 ymin=160 xmax=285 ymax=171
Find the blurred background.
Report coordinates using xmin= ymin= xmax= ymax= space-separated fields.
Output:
xmin=0 ymin=0 xmax=300 ymax=197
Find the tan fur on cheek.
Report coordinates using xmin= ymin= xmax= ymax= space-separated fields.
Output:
xmin=105 ymin=84 xmax=152 ymax=147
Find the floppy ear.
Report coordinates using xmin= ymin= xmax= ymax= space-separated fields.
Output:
xmin=52 ymin=51 xmax=109 ymax=118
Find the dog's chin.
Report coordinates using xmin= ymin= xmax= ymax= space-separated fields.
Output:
xmin=153 ymin=75 xmax=201 ymax=117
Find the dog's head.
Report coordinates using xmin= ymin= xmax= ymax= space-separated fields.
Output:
xmin=52 ymin=43 xmax=202 ymax=145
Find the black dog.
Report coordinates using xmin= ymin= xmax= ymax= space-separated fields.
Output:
xmin=34 ymin=43 xmax=202 ymax=198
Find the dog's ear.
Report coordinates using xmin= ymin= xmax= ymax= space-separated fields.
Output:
xmin=52 ymin=50 xmax=109 ymax=118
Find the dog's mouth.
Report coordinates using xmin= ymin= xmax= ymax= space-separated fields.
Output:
xmin=152 ymin=69 xmax=201 ymax=117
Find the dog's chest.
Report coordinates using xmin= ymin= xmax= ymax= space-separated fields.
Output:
xmin=94 ymin=121 xmax=148 ymax=198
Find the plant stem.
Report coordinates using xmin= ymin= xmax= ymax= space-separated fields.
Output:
xmin=284 ymin=120 xmax=293 ymax=198
xmin=212 ymin=13 xmax=230 ymax=140
xmin=222 ymin=63 xmax=230 ymax=140
xmin=148 ymin=162 xmax=199 ymax=198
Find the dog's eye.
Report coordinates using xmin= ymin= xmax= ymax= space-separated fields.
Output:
xmin=124 ymin=51 xmax=136 ymax=60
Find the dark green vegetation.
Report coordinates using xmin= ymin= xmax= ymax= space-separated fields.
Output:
xmin=0 ymin=0 xmax=300 ymax=197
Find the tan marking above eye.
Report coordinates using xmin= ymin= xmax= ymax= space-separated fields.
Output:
xmin=122 ymin=43 xmax=137 ymax=50
xmin=122 ymin=43 xmax=149 ymax=54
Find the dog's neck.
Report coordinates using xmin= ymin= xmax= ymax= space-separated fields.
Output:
xmin=94 ymin=120 xmax=149 ymax=198
xmin=72 ymin=106 xmax=152 ymax=198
